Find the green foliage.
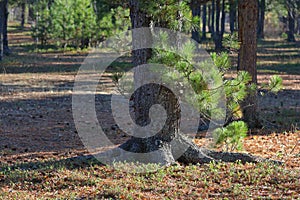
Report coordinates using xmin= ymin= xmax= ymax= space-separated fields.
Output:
xmin=222 ymin=32 xmax=240 ymax=53
xmin=31 ymin=0 xmax=52 ymax=45
xmin=213 ymin=121 xmax=248 ymax=151
xmin=268 ymin=75 xmax=283 ymax=93
xmin=31 ymin=0 xmax=130 ymax=48
xmin=149 ymin=31 xmax=282 ymax=152
xmin=225 ymin=71 xmax=253 ymax=120
xmin=211 ymin=52 xmax=231 ymax=74
xmin=51 ymin=0 xmax=97 ymax=47
xmin=261 ymin=75 xmax=283 ymax=94
xmin=139 ymin=0 xmax=195 ymax=32
xmin=95 ymin=6 xmax=130 ymax=41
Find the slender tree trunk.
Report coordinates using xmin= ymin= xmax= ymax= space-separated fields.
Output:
xmin=238 ymin=0 xmax=260 ymax=128
xmin=214 ymin=0 xmax=222 ymax=51
xmin=191 ymin=0 xmax=201 ymax=43
xmin=229 ymin=0 xmax=236 ymax=33
xmin=21 ymin=2 xmax=26 ymax=28
xmin=0 ymin=0 xmax=4 ymax=61
xmin=221 ymin=0 xmax=226 ymax=37
xmin=211 ymin=0 xmax=215 ymax=35
xmin=216 ymin=0 xmax=220 ymax=33
xmin=257 ymin=0 xmax=265 ymax=39
xmin=3 ymin=0 xmax=9 ymax=55
xmin=297 ymin=16 xmax=300 ymax=35
xmin=287 ymin=0 xmax=296 ymax=42
xmin=202 ymin=4 xmax=207 ymax=40
xmin=208 ymin=5 xmax=212 ymax=33
xmin=259 ymin=0 xmax=266 ymax=38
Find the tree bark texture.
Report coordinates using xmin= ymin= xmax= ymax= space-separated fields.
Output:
xmin=238 ymin=0 xmax=260 ymax=128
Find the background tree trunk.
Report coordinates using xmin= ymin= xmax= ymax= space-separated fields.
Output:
xmin=238 ymin=0 xmax=260 ymax=128
xmin=202 ymin=4 xmax=207 ymax=40
xmin=191 ymin=0 xmax=201 ymax=43
xmin=214 ymin=0 xmax=222 ymax=51
xmin=287 ymin=0 xmax=296 ymax=42
xmin=21 ymin=1 xmax=27 ymax=29
xmin=208 ymin=5 xmax=212 ymax=33
xmin=229 ymin=0 xmax=236 ymax=33
xmin=211 ymin=0 xmax=215 ymax=34
xmin=257 ymin=0 xmax=265 ymax=39
xmin=3 ymin=0 xmax=9 ymax=55
xmin=221 ymin=0 xmax=226 ymax=37
xmin=0 ymin=0 xmax=5 ymax=61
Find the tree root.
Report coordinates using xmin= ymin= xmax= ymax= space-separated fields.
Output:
xmin=89 ymin=133 xmax=283 ymax=166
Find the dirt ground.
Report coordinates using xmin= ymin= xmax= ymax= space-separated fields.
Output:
xmin=0 ymin=26 xmax=299 ymax=170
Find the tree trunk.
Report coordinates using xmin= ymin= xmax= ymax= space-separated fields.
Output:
xmin=211 ymin=0 xmax=215 ymax=34
xmin=3 ymin=0 xmax=9 ymax=55
xmin=257 ymin=0 xmax=265 ymax=39
xmin=0 ymin=0 xmax=5 ymax=61
xmin=202 ymin=4 xmax=207 ymax=40
xmin=221 ymin=0 xmax=226 ymax=37
xmin=95 ymin=0 xmax=280 ymax=166
xmin=208 ymin=4 xmax=212 ymax=33
xmin=21 ymin=1 xmax=26 ymax=29
xmin=213 ymin=0 xmax=222 ymax=51
xmin=287 ymin=0 xmax=296 ymax=42
xmin=229 ymin=0 xmax=236 ymax=33
xmin=238 ymin=0 xmax=260 ymax=128
xmin=191 ymin=0 xmax=201 ymax=43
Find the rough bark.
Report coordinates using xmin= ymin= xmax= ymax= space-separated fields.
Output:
xmin=238 ymin=0 xmax=261 ymax=128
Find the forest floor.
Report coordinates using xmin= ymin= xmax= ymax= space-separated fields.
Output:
xmin=0 ymin=24 xmax=299 ymax=199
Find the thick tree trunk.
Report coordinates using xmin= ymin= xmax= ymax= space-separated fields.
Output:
xmin=191 ymin=0 xmax=201 ymax=43
xmin=229 ymin=0 xmax=236 ymax=33
xmin=202 ymin=4 xmax=207 ymax=40
xmin=238 ymin=0 xmax=260 ymax=128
